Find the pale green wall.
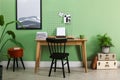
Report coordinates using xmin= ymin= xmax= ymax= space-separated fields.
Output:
xmin=1 ymin=0 xmax=120 ymax=61
xmin=0 ymin=0 xmax=1 ymax=13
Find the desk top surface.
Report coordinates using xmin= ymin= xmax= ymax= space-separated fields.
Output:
xmin=36 ymin=38 xmax=87 ymax=41
xmin=35 ymin=36 xmax=87 ymax=42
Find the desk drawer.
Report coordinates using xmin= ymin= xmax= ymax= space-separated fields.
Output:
xmin=98 ymin=53 xmax=116 ymax=61
xmin=97 ymin=61 xmax=117 ymax=69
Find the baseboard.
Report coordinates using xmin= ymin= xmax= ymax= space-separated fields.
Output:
xmin=1 ymin=61 xmax=120 ymax=68
xmin=0 ymin=61 xmax=90 ymax=68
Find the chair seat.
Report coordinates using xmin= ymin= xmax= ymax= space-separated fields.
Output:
xmin=50 ymin=53 xmax=69 ymax=59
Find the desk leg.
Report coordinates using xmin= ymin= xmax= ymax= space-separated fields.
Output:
xmin=81 ymin=41 xmax=88 ymax=73
xmin=34 ymin=42 xmax=41 ymax=73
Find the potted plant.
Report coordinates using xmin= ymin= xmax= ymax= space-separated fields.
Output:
xmin=0 ymin=15 xmax=23 ymax=80
xmin=97 ymin=33 xmax=114 ymax=53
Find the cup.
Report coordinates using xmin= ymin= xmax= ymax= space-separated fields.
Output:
xmin=80 ymin=35 xmax=84 ymax=39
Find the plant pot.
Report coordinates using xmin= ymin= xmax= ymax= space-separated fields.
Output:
xmin=0 ymin=65 xmax=2 ymax=80
xmin=102 ymin=47 xmax=110 ymax=53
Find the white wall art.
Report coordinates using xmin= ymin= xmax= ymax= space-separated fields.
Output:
xmin=16 ymin=0 xmax=42 ymax=29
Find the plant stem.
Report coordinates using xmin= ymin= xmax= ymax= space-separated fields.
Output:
xmin=0 ymin=39 xmax=9 ymax=53
xmin=0 ymin=23 xmax=7 ymax=46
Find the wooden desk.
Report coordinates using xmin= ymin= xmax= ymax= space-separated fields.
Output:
xmin=34 ymin=38 xmax=88 ymax=73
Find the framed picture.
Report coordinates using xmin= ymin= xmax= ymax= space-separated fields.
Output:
xmin=16 ymin=0 xmax=42 ymax=30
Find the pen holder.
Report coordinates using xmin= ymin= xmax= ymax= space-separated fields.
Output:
xmin=80 ymin=35 xmax=84 ymax=39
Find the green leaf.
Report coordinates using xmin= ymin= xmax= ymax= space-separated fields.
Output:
xmin=6 ymin=30 xmax=16 ymax=39
xmin=0 ymin=15 xmax=4 ymax=26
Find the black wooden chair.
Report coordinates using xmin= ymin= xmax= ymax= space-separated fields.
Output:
xmin=46 ymin=38 xmax=70 ymax=78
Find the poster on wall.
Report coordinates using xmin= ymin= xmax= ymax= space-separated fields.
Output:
xmin=16 ymin=0 xmax=42 ymax=29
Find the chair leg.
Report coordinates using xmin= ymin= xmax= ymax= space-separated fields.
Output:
xmin=54 ymin=59 xmax=57 ymax=72
xmin=13 ymin=58 xmax=16 ymax=72
xmin=66 ymin=57 xmax=70 ymax=73
xmin=48 ymin=59 xmax=54 ymax=77
xmin=20 ymin=57 xmax=25 ymax=70
xmin=16 ymin=58 xmax=18 ymax=68
xmin=6 ymin=58 xmax=11 ymax=69
xmin=61 ymin=59 xmax=65 ymax=78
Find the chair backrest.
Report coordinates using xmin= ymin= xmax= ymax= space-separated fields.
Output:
xmin=46 ymin=38 xmax=67 ymax=55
